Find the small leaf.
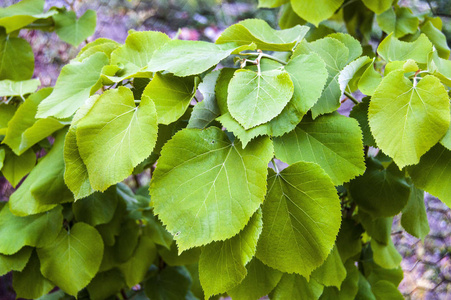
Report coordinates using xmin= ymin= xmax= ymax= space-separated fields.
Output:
xmin=76 ymin=87 xmax=158 ymax=191
xmin=0 ymin=79 xmax=40 ymax=97
xmin=421 ymin=21 xmax=450 ymax=59
xmin=0 ymin=205 xmax=63 ymax=255
xmin=401 ymin=185 xmax=429 ymax=240
xmin=336 ymin=218 xmax=364 ymax=262
xmin=142 ymin=73 xmax=197 ymax=125
xmin=0 ymin=103 xmax=17 ymax=135
xmin=145 ymin=266 xmax=194 ymax=300
xmin=0 ymin=28 xmax=34 ymax=81
xmin=371 ymin=239 xmax=402 ymax=269
xmin=258 ymin=0 xmax=289 ymax=8
xmin=1 ymin=147 xmax=35 ymax=188
xmin=53 ymin=10 xmax=96 ymax=46
xmin=377 ymin=33 xmax=432 ymax=64
xmin=73 ymin=186 xmax=118 ymax=226
xmin=228 ymin=258 xmax=283 ymax=300
xmin=349 ymin=97 xmax=376 ymax=146
xmin=311 ymin=245 xmax=347 ymax=288
xmin=199 ymin=209 xmax=262 ymax=298
xmin=227 ymin=69 xmax=294 ymax=129
xmin=369 ymin=71 xmax=450 ymax=168
xmin=376 ymin=6 xmax=419 ymax=38
xmin=358 ymin=61 xmax=382 ymax=96
xmin=86 ymin=269 xmax=126 ymax=300
xmin=36 ymin=52 xmax=109 ymax=119
xmin=37 ymin=222 xmax=104 ymax=296
xmin=371 ymin=280 xmax=404 ymax=300
xmin=319 ymin=261 xmax=359 ymax=300
xmin=157 ymin=243 xmax=201 ymax=266
xmin=256 ymin=162 xmax=341 ymax=277
xmin=291 ymin=0 xmax=344 ymax=26
xmin=0 ymin=247 xmax=32 ymax=276
xmin=271 ymin=274 xmax=324 ymax=300
xmin=361 ymin=0 xmax=392 ymax=14
xmin=150 ymin=127 xmax=273 ymax=252
xmin=216 ymin=18 xmax=308 ymax=51
xmin=358 ymin=211 xmax=393 ymax=245
xmin=74 ymin=38 xmax=120 ymax=62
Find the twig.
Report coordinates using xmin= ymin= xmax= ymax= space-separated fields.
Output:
xmin=344 ymin=91 xmax=359 ymax=104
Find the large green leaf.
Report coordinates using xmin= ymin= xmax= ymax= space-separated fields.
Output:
xmin=0 ymin=205 xmax=62 ymax=255
xmin=4 ymin=88 xmax=64 ymax=156
xmin=73 ymin=186 xmax=118 ymax=226
xmin=76 ymin=87 xmax=158 ymax=191
xmin=37 ymin=222 xmax=104 ymax=296
xmin=361 ymin=0 xmax=392 ymax=14
xmin=0 ymin=247 xmax=32 ymax=276
xmin=0 ymin=79 xmax=40 ymax=97
xmin=408 ymin=144 xmax=451 ymax=208
xmin=368 ymin=71 xmax=450 ymax=168
xmin=110 ymin=31 xmax=170 ymax=80
xmin=311 ymin=245 xmax=346 ymax=288
xmin=274 ymin=113 xmax=365 ymax=185
xmin=421 ymin=21 xmax=450 ymax=60
xmin=271 ymin=274 xmax=324 ymax=300
xmin=350 ymin=157 xmax=410 ymax=218
xmin=401 ymin=185 xmax=429 ymax=240
xmin=53 ymin=10 xmax=96 ymax=46
xmin=148 ymin=40 xmax=253 ymax=77
xmin=228 ymin=257 xmax=282 ymax=300
xmin=12 ymin=251 xmax=54 ymax=299
xmin=216 ymin=18 xmax=308 ymax=51
xmin=377 ymin=33 xmax=432 ymax=64
xmin=0 ymin=28 xmax=34 ymax=80
xmin=9 ymin=130 xmax=73 ymax=216
xmin=150 ymin=127 xmax=273 ymax=252
xmin=256 ymin=162 xmax=341 ymax=277
xmin=142 ymin=73 xmax=197 ymax=125
xmin=1 ymin=147 xmax=35 ymax=188
xmin=291 ymin=0 xmax=344 ymax=26
xmin=199 ymin=209 xmax=262 ymax=298
xmin=376 ymin=6 xmax=419 ymax=38
xmin=227 ymin=69 xmax=294 ymax=129
xmin=145 ymin=266 xmax=194 ymax=300
xmin=295 ymin=37 xmax=350 ymax=118
xmin=36 ymin=52 xmax=108 ymax=119
xmin=63 ymin=95 xmax=99 ymax=200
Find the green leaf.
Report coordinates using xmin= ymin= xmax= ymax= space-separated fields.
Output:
xmin=349 ymin=97 xmax=376 ymax=147
xmin=428 ymin=50 xmax=451 ymax=87
xmin=271 ymin=274 xmax=324 ymax=300
xmin=336 ymin=218 xmax=363 ymax=262
xmin=188 ymin=71 xmax=221 ymax=129
xmin=1 ymin=147 xmax=35 ymax=188
xmin=142 ymin=73 xmax=197 ymax=125
xmin=258 ymin=0 xmax=289 ymax=8
xmin=358 ymin=61 xmax=382 ymax=96
xmin=358 ymin=211 xmax=392 ymax=245
xmin=368 ymin=71 xmax=450 ymax=168
xmin=119 ymin=236 xmax=157 ymax=288
xmin=145 ymin=266 xmax=194 ymax=300
xmin=148 ymin=40 xmax=252 ymax=77
xmin=311 ymin=245 xmax=347 ymax=288
xmin=295 ymin=37 xmax=350 ymax=118
xmin=350 ymin=157 xmax=410 ymax=218
xmin=0 ymin=79 xmax=40 ymax=97
xmin=86 ymin=269 xmax=125 ymax=300
xmin=0 ymin=205 xmax=63 ymax=255
xmin=63 ymin=95 xmax=99 ymax=200
xmin=228 ymin=258 xmax=283 ymax=300
xmin=370 ymin=239 xmax=402 ymax=269
xmin=327 ymin=33 xmax=363 ymax=64
xmin=256 ymin=162 xmax=341 ymax=277
xmin=74 ymin=38 xmax=120 ymax=62
xmin=291 ymin=0 xmax=344 ymax=26
xmin=110 ymin=31 xmax=170 ymax=80
xmin=157 ymin=243 xmax=201 ymax=266
xmin=376 ymin=6 xmax=419 ymax=38
xmin=274 ymin=113 xmax=365 ymax=185
xmin=113 ymin=218 xmax=140 ymax=263
xmin=216 ymin=18 xmax=308 ymax=51
xmin=356 ymin=273 xmax=376 ymax=300
xmin=338 ymin=56 xmax=372 ymax=94
xmin=0 ymin=148 xmax=4 ymax=170
xmin=361 ymin=0 xmax=392 ymax=14
xmin=150 ymin=127 xmax=273 ymax=252
xmin=199 ymin=209 xmax=262 ymax=298
xmin=377 ymin=33 xmax=432 ymax=64
xmin=408 ymin=144 xmax=451 ymax=208
xmin=401 ymin=185 xmax=429 ymax=239
xmin=53 ymin=10 xmax=96 ymax=46
xmin=76 ymin=87 xmax=158 ymax=191
xmin=37 ymin=222 xmax=104 ymax=296
xmin=9 ymin=130 xmax=73 ymax=216
xmin=227 ymin=69 xmax=294 ymax=129
xmin=421 ymin=21 xmax=450 ymax=60
xmin=36 ymin=52 xmax=109 ymax=119
xmin=73 ymin=186 xmax=118 ymax=226
xmin=4 ymin=88 xmax=64 ymax=155
xmin=0 ymin=247 xmax=32 ymax=276
xmin=0 ymin=28 xmax=34 ymax=80
xmin=319 ymin=261 xmax=359 ymax=300
xmin=0 ymin=103 xmax=17 ymax=135
xmin=13 ymin=251 xmax=54 ymax=299
xmin=371 ymin=280 xmax=404 ymax=300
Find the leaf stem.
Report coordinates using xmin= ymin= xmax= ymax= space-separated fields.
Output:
xmin=344 ymin=91 xmax=359 ymax=105
xmin=271 ymin=158 xmax=279 ymax=174
xmin=239 ymin=52 xmax=288 ymax=65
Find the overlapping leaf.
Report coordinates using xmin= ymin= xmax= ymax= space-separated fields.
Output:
xmin=53 ymin=10 xmax=96 ymax=46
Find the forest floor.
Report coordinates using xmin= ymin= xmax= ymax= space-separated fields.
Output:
xmin=1 ymin=0 xmax=451 ymax=299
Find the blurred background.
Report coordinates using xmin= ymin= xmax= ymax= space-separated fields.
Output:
xmin=0 ymin=0 xmax=450 ymax=299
